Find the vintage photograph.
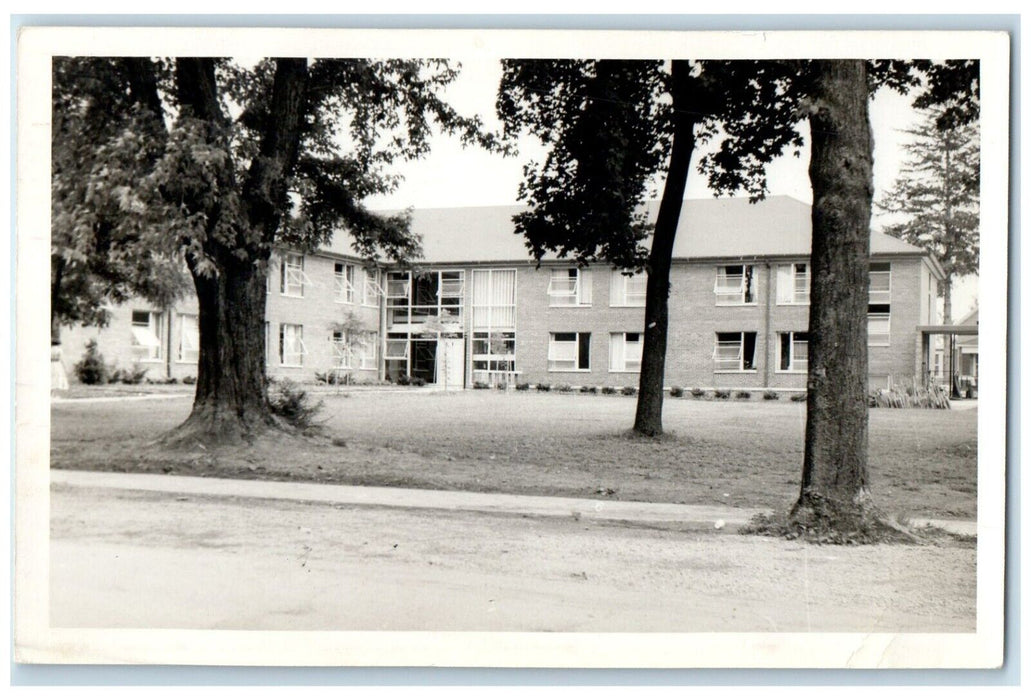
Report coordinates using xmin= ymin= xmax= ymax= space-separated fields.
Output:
xmin=15 ymin=27 xmax=1008 ymax=668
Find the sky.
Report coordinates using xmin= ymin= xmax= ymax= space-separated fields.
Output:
xmin=364 ymin=60 xmax=978 ymax=318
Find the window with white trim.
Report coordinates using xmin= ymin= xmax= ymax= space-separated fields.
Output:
xmin=548 ymin=332 xmax=591 ymax=371
xmin=868 ymin=262 xmax=891 ymax=346
xmin=131 ymin=310 xmax=164 ymax=361
xmin=473 ymin=331 xmax=516 ymax=374
xmin=360 ymin=332 xmax=378 ymax=370
xmin=331 ymin=330 xmax=354 ymax=369
xmin=363 ymin=268 xmax=384 ymax=306
xmin=610 ymin=270 xmax=646 ymax=307
xmin=777 ymin=331 xmax=809 ymax=372
xmin=472 ymin=269 xmax=516 ymax=331
xmin=609 ymin=332 xmax=643 ymax=372
xmin=384 ymin=333 xmax=410 ymax=361
xmin=177 ymin=313 xmax=199 ymax=363
xmin=280 ymin=253 xmax=307 ymax=297
xmin=776 ymin=263 xmax=810 ymax=305
xmin=334 ymin=262 xmax=357 ymax=304
xmin=715 ymin=265 xmax=755 ymax=305
xmin=548 ymin=268 xmax=592 ymax=307
xmin=713 ymin=331 xmax=758 ymax=372
xmin=279 ymin=323 xmax=305 ymax=366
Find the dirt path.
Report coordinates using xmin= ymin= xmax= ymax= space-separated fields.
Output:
xmin=50 ymin=483 xmax=975 ymax=632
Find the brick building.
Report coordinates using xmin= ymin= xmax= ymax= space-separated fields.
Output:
xmin=59 ymin=196 xmax=944 ymax=391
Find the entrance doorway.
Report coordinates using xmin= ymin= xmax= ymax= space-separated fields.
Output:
xmin=437 ymin=337 xmax=465 ymax=390
xmin=410 ymin=339 xmax=437 ymax=385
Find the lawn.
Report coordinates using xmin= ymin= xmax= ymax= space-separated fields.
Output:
xmin=49 ymin=389 xmax=978 ymax=519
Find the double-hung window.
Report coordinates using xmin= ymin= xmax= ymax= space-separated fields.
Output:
xmin=131 ymin=310 xmax=164 ymax=361
xmin=548 ymin=268 xmax=592 ymax=307
xmin=177 ymin=314 xmax=199 ymax=363
xmin=715 ymin=265 xmax=755 ymax=305
xmin=334 ymin=262 xmax=357 ymax=304
xmin=610 ymin=270 xmax=646 ymax=307
xmin=868 ymin=262 xmax=891 ymax=346
xmin=280 ymin=253 xmax=306 ymax=297
xmin=713 ymin=331 xmax=758 ymax=372
xmin=279 ymin=323 xmax=305 ymax=366
xmin=778 ymin=331 xmax=809 ymax=372
xmin=609 ymin=332 xmax=643 ymax=372
xmin=360 ymin=332 xmax=378 ymax=370
xmin=363 ymin=268 xmax=385 ymax=306
xmin=776 ymin=263 xmax=810 ymax=305
xmin=331 ymin=330 xmax=353 ymax=369
xmin=548 ymin=332 xmax=591 ymax=371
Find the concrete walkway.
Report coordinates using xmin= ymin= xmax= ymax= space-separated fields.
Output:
xmin=49 ymin=469 xmax=976 ymax=536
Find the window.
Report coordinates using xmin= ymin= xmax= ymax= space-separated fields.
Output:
xmin=473 ymin=331 xmax=516 ymax=374
xmin=868 ymin=262 xmax=891 ymax=346
xmin=609 ymin=332 xmax=643 ymax=372
xmin=384 ymin=334 xmax=410 ymax=361
xmin=334 ymin=262 xmax=356 ymax=304
xmin=778 ymin=331 xmax=809 ymax=372
xmin=131 ymin=310 xmax=164 ymax=361
xmin=386 ymin=271 xmax=411 ymax=301
xmin=360 ymin=332 xmax=378 ymax=370
xmin=363 ymin=268 xmax=384 ymax=306
xmin=177 ymin=314 xmax=199 ymax=363
xmin=548 ymin=332 xmax=591 ymax=371
xmin=279 ymin=323 xmax=305 ymax=366
xmin=715 ymin=265 xmax=755 ymax=305
xmin=776 ymin=263 xmax=810 ymax=304
xmin=610 ymin=270 xmax=646 ymax=307
xmin=713 ymin=332 xmax=758 ymax=372
xmin=280 ymin=253 xmax=306 ymax=297
xmin=331 ymin=330 xmax=353 ymax=369
xmin=548 ymin=268 xmax=592 ymax=307
xmin=472 ymin=269 xmax=517 ymax=331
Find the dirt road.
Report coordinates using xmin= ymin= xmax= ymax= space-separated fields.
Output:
xmin=50 ymin=482 xmax=975 ymax=632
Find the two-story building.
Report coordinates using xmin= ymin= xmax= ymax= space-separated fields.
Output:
xmin=58 ymin=196 xmax=945 ymax=392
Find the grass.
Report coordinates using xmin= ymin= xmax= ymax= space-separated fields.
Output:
xmin=50 ymin=390 xmax=978 ymax=519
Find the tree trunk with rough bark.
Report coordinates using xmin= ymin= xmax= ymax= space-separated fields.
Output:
xmin=794 ymin=60 xmax=874 ymax=521
xmin=632 ymin=60 xmax=699 ymax=437
xmin=162 ymin=58 xmax=309 ymax=446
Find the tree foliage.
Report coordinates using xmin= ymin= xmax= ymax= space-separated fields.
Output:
xmin=877 ymin=107 xmax=980 ymax=321
xmin=51 ymin=58 xmax=187 ymax=332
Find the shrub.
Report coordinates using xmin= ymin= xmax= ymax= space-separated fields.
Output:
xmin=315 ymin=370 xmax=349 ymax=385
xmin=690 ymin=387 xmax=705 ymax=398
xmin=580 ymin=385 xmax=598 ymax=394
xmin=601 ymin=386 xmax=618 ymax=395
xmin=735 ymin=390 xmax=751 ymax=400
xmin=396 ymin=373 xmax=411 ymax=386
xmin=495 ymin=382 xmax=508 ymax=391
xmin=555 ymin=383 xmax=573 ymax=393
xmin=763 ymin=390 xmax=780 ymax=401
xmin=473 ymin=381 xmax=490 ymax=390
xmin=182 ymin=375 xmax=197 ymax=385
xmin=621 ymin=386 xmax=637 ymax=396
xmin=714 ymin=389 xmax=731 ymax=400
xmin=120 ymin=364 xmax=148 ymax=385
xmin=73 ymin=340 xmax=108 ymax=384
xmin=515 ymin=382 xmax=531 ymax=391
xmin=267 ymin=378 xmax=324 ymax=430
xmin=790 ymin=392 xmax=807 ymax=402
xmin=669 ymin=386 xmax=684 ymax=398
xmin=536 ymin=382 xmax=551 ymax=392
xmin=869 ymin=383 xmax=950 ymax=409
xmin=107 ymin=368 xmax=125 ymax=384
xmin=411 ymin=377 xmax=427 ymax=387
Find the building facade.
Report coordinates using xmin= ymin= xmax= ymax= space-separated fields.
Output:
xmin=59 ymin=197 xmax=944 ymax=391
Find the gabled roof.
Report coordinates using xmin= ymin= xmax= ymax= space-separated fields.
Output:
xmin=956 ymin=308 xmax=979 ymax=349
xmin=321 ymin=195 xmax=930 ymax=265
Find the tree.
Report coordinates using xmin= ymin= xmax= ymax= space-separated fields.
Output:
xmin=878 ymin=107 xmax=980 ymax=325
xmin=792 ymin=59 xmax=876 ymax=526
xmin=51 ymin=58 xmax=187 ymax=345
xmin=60 ymin=57 xmax=498 ymax=444
xmin=498 ymin=59 xmax=804 ymax=436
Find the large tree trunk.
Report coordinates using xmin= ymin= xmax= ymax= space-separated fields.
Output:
xmin=794 ymin=60 xmax=874 ymax=521
xmin=163 ymin=58 xmax=309 ymax=446
xmin=632 ymin=61 xmax=699 ymax=437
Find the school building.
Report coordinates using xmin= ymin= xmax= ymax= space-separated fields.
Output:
xmin=58 ymin=196 xmax=946 ymax=392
